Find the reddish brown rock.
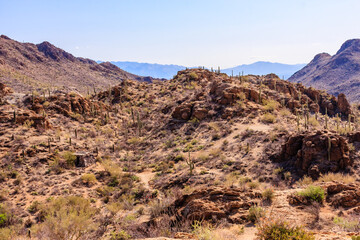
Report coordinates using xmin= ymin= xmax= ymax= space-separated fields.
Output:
xmin=172 ymin=103 xmax=193 ymax=120
xmin=16 ymin=112 xmax=51 ymax=130
xmin=326 ymin=183 xmax=360 ymax=208
xmin=337 ymin=93 xmax=352 ymax=116
xmin=279 ymin=131 xmax=351 ymax=179
xmin=171 ymin=187 xmax=261 ymax=224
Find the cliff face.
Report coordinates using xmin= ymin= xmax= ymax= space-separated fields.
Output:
xmin=289 ymin=39 xmax=360 ymax=102
xmin=0 ymin=35 xmax=157 ymax=94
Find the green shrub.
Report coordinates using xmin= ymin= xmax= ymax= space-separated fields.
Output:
xmin=0 ymin=213 xmax=7 ymax=227
xmin=297 ymin=185 xmax=325 ymax=203
xmin=110 ymin=230 xmax=131 ymax=240
xmin=257 ymin=219 xmax=314 ymax=240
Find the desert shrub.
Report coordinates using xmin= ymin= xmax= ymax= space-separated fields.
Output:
xmin=248 ymin=181 xmax=260 ymax=189
xmin=0 ymin=213 xmax=7 ymax=227
xmin=279 ymin=109 xmax=291 ymax=117
xmin=308 ymin=117 xmax=319 ymax=126
xmin=333 ymin=216 xmax=360 ymax=232
xmin=317 ymin=173 xmax=355 ymax=184
xmin=248 ymin=206 xmax=265 ymax=223
xmin=127 ymin=137 xmax=142 ymax=145
xmin=110 ymin=230 xmax=131 ymax=240
xmin=352 ymin=236 xmax=360 ymax=240
xmin=256 ymin=218 xmax=314 ymax=240
xmin=32 ymin=196 xmax=98 ymax=239
xmin=192 ymin=220 xmax=215 ymax=240
xmin=263 ymin=99 xmax=280 ymax=112
xmin=273 ymin=167 xmax=283 ymax=175
xmin=297 ymin=185 xmax=324 ymax=203
xmin=262 ymin=188 xmax=275 ymax=202
xmin=62 ymin=151 xmax=76 ymax=167
xmin=81 ymin=173 xmax=97 ymax=185
xmin=189 ymin=72 xmax=199 ymax=80
xmin=261 ymin=113 xmax=276 ymax=123
xmin=297 ymin=176 xmax=313 ymax=186
xmin=208 ymin=122 xmax=220 ymax=132
xmin=28 ymin=201 xmax=41 ymax=214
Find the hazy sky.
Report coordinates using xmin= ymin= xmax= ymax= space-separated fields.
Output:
xmin=1 ymin=0 xmax=360 ymax=68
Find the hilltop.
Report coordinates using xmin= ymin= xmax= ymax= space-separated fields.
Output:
xmin=289 ymin=39 xmax=360 ymax=102
xmin=0 ymin=67 xmax=359 ymax=239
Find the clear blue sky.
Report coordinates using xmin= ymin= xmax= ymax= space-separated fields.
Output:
xmin=1 ymin=0 xmax=360 ymax=68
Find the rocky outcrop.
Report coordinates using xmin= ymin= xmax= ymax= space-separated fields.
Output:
xmin=326 ymin=183 xmax=360 ymax=208
xmin=172 ymin=103 xmax=193 ymax=120
xmin=24 ymin=92 xmax=109 ymax=120
xmin=170 ymin=187 xmax=261 ymax=224
xmin=0 ymin=83 xmax=12 ymax=103
xmin=15 ymin=112 xmax=51 ymax=130
xmin=278 ymin=131 xmax=351 ymax=179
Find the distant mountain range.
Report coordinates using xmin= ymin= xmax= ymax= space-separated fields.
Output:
xmin=222 ymin=62 xmax=306 ymax=79
xmin=289 ymin=39 xmax=360 ymax=102
xmin=106 ymin=61 xmax=306 ymax=80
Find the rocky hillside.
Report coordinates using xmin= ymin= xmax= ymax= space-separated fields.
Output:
xmin=0 ymin=35 xmax=156 ymax=94
xmin=1 ymin=67 xmax=360 ymax=239
xmin=289 ymin=39 xmax=360 ymax=102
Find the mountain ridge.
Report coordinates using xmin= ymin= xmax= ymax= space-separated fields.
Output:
xmin=289 ymin=39 xmax=360 ymax=102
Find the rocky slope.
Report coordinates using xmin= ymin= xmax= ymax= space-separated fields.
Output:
xmin=0 ymin=35 xmax=156 ymax=94
xmin=289 ymin=39 xmax=360 ymax=102
xmin=0 ymin=68 xmax=360 ymax=239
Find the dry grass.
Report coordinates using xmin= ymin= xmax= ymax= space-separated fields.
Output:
xmin=261 ymin=113 xmax=276 ymax=123
xmin=317 ymin=173 xmax=355 ymax=184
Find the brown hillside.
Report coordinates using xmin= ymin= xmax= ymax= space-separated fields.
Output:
xmin=0 ymin=35 xmax=159 ymax=94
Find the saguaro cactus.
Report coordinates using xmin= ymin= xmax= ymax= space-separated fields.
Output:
xmin=328 ymin=136 xmax=331 ymax=161
xmin=13 ymin=110 xmax=16 ymax=123
xmin=185 ymin=152 xmax=195 ymax=176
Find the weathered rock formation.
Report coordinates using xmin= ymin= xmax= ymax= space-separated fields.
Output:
xmin=278 ymin=131 xmax=351 ymax=179
xmin=170 ymin=187 xmax=261 ymax=224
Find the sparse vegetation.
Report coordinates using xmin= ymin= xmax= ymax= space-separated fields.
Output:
xmin=257 ymin=218 xmax=315 ymax=240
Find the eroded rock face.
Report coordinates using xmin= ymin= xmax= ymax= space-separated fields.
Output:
xmin=337 ymin=93 xmax=352 ymax=116
xmin=16 ymin=112 xmax=51 ymax=130
xmin=326 ymin=183 xmax=360 ymax=208
xmin=24 ymin=92 xmax=108 ymax=119
xmin=279 ymin=131 xmax=351 ymax=179
xmin=171 ymin=187 xmax=261 ymax=224
xmin=172 ymin=103 xmax=193 ymax=120
xmin=0 ymin=83 xmax=12 ymax=103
